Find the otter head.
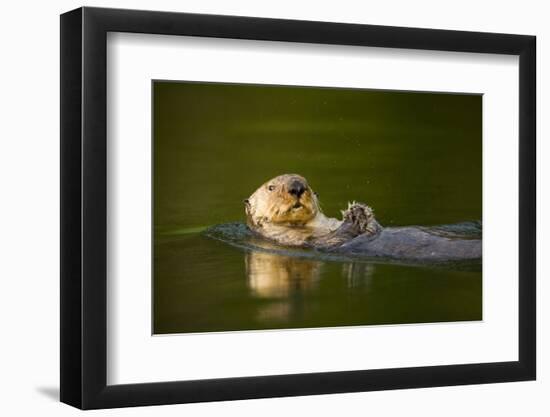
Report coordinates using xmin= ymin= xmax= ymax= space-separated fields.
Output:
xmin=244 ymin=174 xmax=320 ymax=229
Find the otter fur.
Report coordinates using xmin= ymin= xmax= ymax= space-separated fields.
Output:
xmin=244 ymin=174 xmax=481 ymax=261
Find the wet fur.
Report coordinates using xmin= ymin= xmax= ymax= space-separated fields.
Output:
xmin=245 ymin=174 xmax=380 ymax=248
xmin=245 ymin=174 xmax=481 ymax=261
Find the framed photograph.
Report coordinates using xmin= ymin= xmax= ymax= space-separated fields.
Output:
xmin=60 ymin=6 xmax=536 ymax=409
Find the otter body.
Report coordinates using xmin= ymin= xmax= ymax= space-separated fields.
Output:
xmin=336 ymin=226 xmax=482 ymax=261
xmin=245 ymin=174 xmax=481 ymax=262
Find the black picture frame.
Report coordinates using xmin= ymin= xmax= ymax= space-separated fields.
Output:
xmin=60 ymin=6 xmax=536 ymax=410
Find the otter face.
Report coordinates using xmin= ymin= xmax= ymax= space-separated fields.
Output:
xmin=244 ymin=174 xmax=320 ymax=229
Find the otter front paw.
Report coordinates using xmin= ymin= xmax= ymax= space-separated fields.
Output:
xmin=341 ymin=202 xmax=379 ymax=236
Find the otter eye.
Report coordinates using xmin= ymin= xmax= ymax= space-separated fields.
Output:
xmin=268 ymin=185 xmax=276 ymax=191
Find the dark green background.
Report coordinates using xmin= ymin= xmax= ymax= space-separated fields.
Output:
xmin=153 ymin=81 xmax=482 ymax=334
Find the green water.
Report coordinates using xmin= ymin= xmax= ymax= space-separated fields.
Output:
xmin=153 ymin=81 xmax=482 ymax=334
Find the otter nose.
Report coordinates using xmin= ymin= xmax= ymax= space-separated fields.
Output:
xmin=288 ymin=180 xmax=306 ymax=197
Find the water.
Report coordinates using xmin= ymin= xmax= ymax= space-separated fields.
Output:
xmin=153 ymin=81 xmax=482 ymax=334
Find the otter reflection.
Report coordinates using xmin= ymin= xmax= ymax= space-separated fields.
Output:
xmin=245 ymin=251 xmax=376 ymax=323
xmin=245 ymin=251 xmax=322 ymax=298
xmin=342 ymin=262 xmax=376 ymax=289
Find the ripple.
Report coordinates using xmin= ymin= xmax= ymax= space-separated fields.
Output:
xmin=203 ymin=221 xmax=482 ymax=271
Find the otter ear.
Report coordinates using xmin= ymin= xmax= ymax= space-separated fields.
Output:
xmin=243 ymin=199 xmax=251 ymax=213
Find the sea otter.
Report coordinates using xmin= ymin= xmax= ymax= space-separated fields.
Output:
xmin=244 ymin=174 xmax=482 ymax=261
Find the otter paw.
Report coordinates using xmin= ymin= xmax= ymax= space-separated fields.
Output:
xmin=341 ymin=202 xmax=377 ymax=235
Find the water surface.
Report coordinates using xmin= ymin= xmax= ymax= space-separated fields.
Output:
xmin=153 ymin=81 xmax=482 ymax=334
